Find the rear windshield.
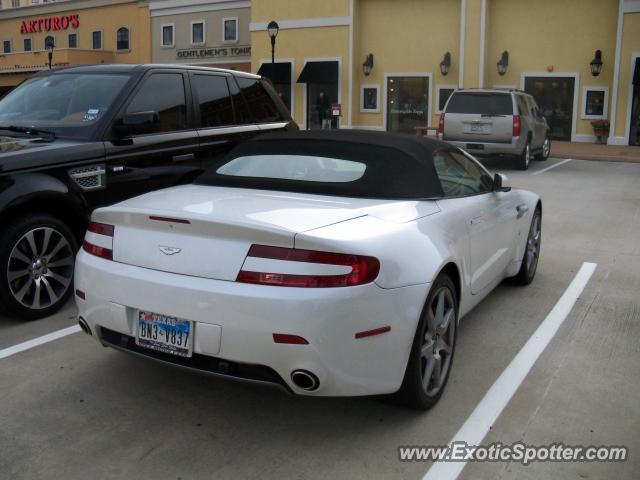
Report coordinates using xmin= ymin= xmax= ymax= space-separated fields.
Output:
xmin=217 ymin=155 xmax=366 ymax=183
xmin=196 ymin=139 xmax=445 ymax=199
xmin=446 ymin=93 xmax=513 ymax=115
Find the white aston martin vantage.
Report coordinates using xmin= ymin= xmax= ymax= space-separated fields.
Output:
xmin=74 ymin=130 xmax=541 ymax=409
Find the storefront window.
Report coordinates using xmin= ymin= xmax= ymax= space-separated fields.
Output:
xmin=117 ymin=27 xmax=130 ymax=51
xmin=386 ymin=76 xmax=430 ymax=134
xmin=68 ymin=33 xmax=77 ymax=49
xmin=191 ymin=22 xmax=204 ymax=45
xmin=3 ymin=41 xmax=11 ymax=54
xmin=92 ymin=31 xmax=102 ymax=50
xmin=223 ymin=18 xmax=238 ymax=42
xmin=23 ymin=38 xmax=31 ymax=52
xmin=161 ymin=24 xmax=174 ymax=47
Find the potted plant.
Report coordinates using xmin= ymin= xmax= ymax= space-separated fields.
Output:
xmin=591 ymin=119 xmax=610 ymax=144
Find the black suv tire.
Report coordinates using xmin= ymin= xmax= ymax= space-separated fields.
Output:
xmin=0 ymin=214 xmax=78 ymax=320
xmin=517 ymin=141 xmax=531 ymax=171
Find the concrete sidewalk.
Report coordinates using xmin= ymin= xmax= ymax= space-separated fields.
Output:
xmin=551 ymin=141 xmax=640 ymax=162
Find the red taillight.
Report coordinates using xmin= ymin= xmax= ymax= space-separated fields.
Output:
xmin=83 ymin=221 xmax=114 ymax=260
xmin=513 ymin=114 xmax=521 ymax=137
xmin=237 ymin=245 xmax=380 ymax=288
xmin=437 ymin=113 xmax=445 ymax=135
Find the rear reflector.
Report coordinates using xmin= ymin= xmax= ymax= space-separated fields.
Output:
xmin=272 ymin=333 xmax=309 ymax=345
xmin=75 ymin=289 xmax=86 ymax=300
xmin=83 ymin=221 xmax=114 ymax=260
xmin=237 ymin=245 xmax=380 ymax=288
xmin=355 ymin=326 xmax=391 ymax=339
xmin=149 ymin=215 xmax=191 ymax=224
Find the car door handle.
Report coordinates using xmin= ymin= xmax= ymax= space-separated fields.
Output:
xmin=516 ymin=204 xmax=529 ymax=218
xmin=172 ymin=153 xmax=195 ymax=162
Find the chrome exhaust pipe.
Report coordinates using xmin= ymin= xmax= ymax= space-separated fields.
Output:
xmin=291 ymin=370 xmax=319 ymax=391
xmin=78 ymin=317 xmax=92 ymax=336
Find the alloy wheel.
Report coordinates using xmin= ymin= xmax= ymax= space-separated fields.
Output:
xmin=526 ymin=213 xmax=541 ymax=273
xmin=421 ymin=286 xmax=456 ymax=397
xmin=525 ymin=143 xmax=531 ymax=167
xmin=7 ymin=227 xmax=74 ymax=310
xmin=542 ymin=138 xmax=550 ymax=159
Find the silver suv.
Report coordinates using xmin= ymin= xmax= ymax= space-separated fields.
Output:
xmin=438 ymin=89 xmax=550 ymax=170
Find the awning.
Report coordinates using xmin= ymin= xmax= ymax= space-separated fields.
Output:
xmin=257 ymin=62 xmax=291 ymax=84
xmin=296 ymin=61 xmax=339 ymax=84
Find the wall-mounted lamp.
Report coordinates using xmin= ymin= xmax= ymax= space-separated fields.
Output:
xmin=590 ymin=49 xmax=603 ymax=77
xmin=362 ymin=53 xmax=374 ymax=76
xmin=440 ymin=52 xmax=451 ymax=76
xmin=497 ymin=51 xmax=509 ymax=76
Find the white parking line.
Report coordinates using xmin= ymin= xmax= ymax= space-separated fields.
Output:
xmin=532 ymin=158 xmax=573 ymax=175
xmin=0 ymin=325 xmax=81 ymax=360
xmin=423 ymin=261 xmax=597 ymax=480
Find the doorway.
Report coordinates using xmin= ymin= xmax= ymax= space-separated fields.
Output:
xmin=386 ymin=75 xmax=430 ymax=134
xmin=297 ymin=61 xmax=339 ymax=130
xmin=629 ymin=58 xmax=640 ymax=146
xmin=524 ymin=76 xmax=576 ymax=141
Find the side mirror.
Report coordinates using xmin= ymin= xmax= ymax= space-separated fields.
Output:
xmin=493 ymin=173 xmax=511 ymax=192
xmin=113 ymin=111 xmax=159 ymax=136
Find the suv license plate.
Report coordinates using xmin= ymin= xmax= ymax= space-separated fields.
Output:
xmin=136 ymin=311 xmax=193 ymax=357
xmin=470 ymin=124 xmax=483 ymax=132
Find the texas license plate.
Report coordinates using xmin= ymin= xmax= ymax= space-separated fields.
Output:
xmin=470 ymin=124 xmax=484 ymax=132
xmin=136 ymin=311 xmax=193 ymax=357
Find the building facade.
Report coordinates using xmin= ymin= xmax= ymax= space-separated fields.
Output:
xmin=149 ymin=0 xmax=251 ymax=72
xmin=0 ymin=0 xmax=151 ymax=94
xmin=250 ymin=0 xmax=640 ymax=146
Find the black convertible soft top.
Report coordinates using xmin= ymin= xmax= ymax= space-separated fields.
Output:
xmin=196 ymin=130 xmax=448 ymax=199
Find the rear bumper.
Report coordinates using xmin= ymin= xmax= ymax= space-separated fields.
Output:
xmin=446 ymin=137 xmax=525 ymax=156
xmin=74 ymin=250 xmax=429 ymax=396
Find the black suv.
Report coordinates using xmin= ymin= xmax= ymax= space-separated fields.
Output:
xmin=0 ymin=64 xmax=296 ymax=320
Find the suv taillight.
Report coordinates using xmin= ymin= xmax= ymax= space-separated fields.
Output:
xmin=237 ymin=245 xmax=380 ymax=288
xmin=83 ymin=221 xmax=114 ymax=260
xmin=437 ymin=113 xmax=445 ymax=136
xmin=513 ymin=114 xmax=521 ymax=137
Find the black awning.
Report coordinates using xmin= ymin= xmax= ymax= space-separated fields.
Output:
xmin=257 ymin=62 xmax=292 ymax=84
xmin=633 ymin=58 xmax=640 ymax=86
xmin=296 ymin=61 xmax=339 ymax=84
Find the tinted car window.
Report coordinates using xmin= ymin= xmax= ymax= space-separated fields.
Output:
xmin=433 ymin=150 xmax=493 ymax=196
xmin=126 ymin=73 xmax=187 ymax=133
xmin=446 ymin=93 xmax=513 ymax=115
xmin=193 ymin=75 xmax=234 ymax=128
xmin=235 ymin=77 xmax=284 ymax=123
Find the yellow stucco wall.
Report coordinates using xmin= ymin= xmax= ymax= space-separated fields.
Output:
xmin=251 ymin=26 xmax=350 ymax=128
xmin=0 ymin=1 xmax=150 ymax=87
xmin=353 ymin=0 xmax=461 ymax=128
xmin=485 ymin=0 xmax=618 ymax=138
xmin=251 ymin=0 xmax=349 ymax=23
xmin=614 ymin=12 xmax=640 ymax=138
xmin=463 ymin=0 xmax=482 ymax=89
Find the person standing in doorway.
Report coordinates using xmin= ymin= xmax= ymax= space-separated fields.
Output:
xmin=317 ymin=91 xmax=331 ymax=129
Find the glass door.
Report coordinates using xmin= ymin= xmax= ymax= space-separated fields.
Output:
xmin=386 ymin=76 xmax=429 ymax=134
xmin=629 ymin=59 xmax=640 ymax=146
xmin=524 ymin=76 xmax=575 ymax=141
xmin=307 ymin=83 xmax=338 ymax=130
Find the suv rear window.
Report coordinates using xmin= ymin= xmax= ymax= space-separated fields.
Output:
xmin=446 ymin=93 xmax=513 ymax=115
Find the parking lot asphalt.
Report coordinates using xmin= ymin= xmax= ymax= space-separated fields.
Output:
xmin=1 ymin=157 xmax=639 ymax=480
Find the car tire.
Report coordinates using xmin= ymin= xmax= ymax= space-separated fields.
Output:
xmin=517 ymin=140 xmax=531 ymax=170
xmin=512 ymin=208 xmax=541 ymax=285
xmin=389 ymin=273 xmax=458 ymax=410
xmin=0 ymin=214 xmax=78 ymax=320
xmin=535 ymin=136 xmax=551 ymax=161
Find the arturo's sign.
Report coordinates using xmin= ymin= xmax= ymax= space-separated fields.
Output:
xmin=20 ymin=15 xmax=79 ymax=34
